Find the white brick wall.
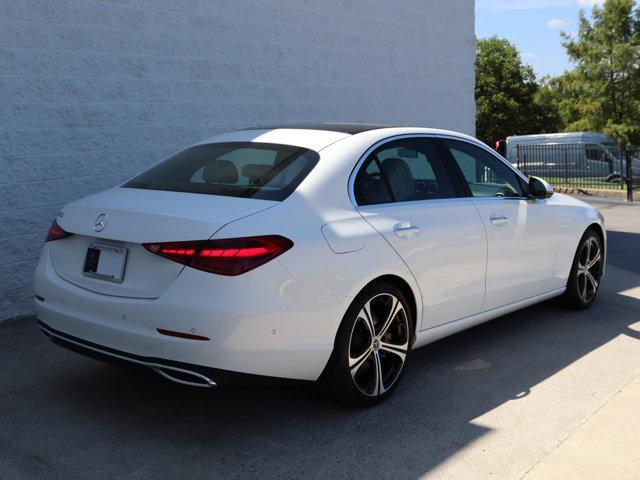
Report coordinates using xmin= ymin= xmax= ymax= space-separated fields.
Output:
xmin=0 ymin=0 xmax=476 ymax=321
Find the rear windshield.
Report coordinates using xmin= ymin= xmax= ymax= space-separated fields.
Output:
xmin=123 ymin=142 xmax=320 ymax=201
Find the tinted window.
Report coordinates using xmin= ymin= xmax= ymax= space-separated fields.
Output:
xmin=354 ymin=138 xmax=456 ymax=205
xmin=123 ymin=142 xmax=319 ymax=201
xmin=585 ymin=144 xmax=602 ymax=161
xmin=354 ymin=156 xmax=394 ymax=205
xmin=444 ymin=139 xmax=524 ymax=198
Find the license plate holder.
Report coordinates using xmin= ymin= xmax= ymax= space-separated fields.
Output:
xmin=82 ymin=243 xmax=128 ymax=283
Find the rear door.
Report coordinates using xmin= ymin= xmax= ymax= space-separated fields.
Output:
xmin=353 ymin=136 xmax=487 ymax=330
xmin=440 ymin=138 xmax=557 ymax=311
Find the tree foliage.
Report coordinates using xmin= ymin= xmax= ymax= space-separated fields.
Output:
xmin=556 ymin=0 xmax=640 ymax=145
xmin=475 ymin=37 xmax=560 ymax=145
xmin=476 ymin=1 xmax=640 ymax=146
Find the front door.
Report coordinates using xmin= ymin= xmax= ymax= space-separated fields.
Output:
xmin=440 ymin=138 xmax=557 ymax=311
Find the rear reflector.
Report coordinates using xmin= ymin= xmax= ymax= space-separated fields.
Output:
xmin=44 ymin=219 xmax=72 ymax=242
xmin=143 ymin=235 xmax=293 ymax=276
xmin=156 ymin=328 xmax=210 ymax=341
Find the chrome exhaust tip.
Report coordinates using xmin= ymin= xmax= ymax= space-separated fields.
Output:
xmin=37 ymin=320 xmax=217 ymax=389
xmin=151 ymin=366 xmax=217 ymax=388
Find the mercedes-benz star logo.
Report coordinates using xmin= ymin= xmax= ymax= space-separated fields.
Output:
xmin=94 ymin=213 xmax=108 ymax=232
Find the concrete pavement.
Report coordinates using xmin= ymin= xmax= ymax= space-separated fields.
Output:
xmin=0 ymin=198 xmax=638 ymax=480
xmin=518 ymin=197 xmax=640 ymax=480
xmin=523 ymin=372 xmax=640 ymax=480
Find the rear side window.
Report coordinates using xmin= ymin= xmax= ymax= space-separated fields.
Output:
xmin=354 ymin=138 xmax=456 ymax=205
xmin=124 ymin=142 xmax=319 ymax=201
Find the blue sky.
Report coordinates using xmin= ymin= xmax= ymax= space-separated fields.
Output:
xmin=476 ymin=0 xmax=606 ymax=78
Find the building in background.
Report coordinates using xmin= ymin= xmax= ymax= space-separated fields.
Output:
xmin=0 ymin=0 xmax=476 ymax=320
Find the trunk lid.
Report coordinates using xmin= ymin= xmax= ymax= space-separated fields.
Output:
xmin=50 ymin=187 xmax=277 ymax=298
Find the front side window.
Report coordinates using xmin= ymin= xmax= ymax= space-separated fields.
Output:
xmin=354 ymin=138 xmax=456 ymax=205
xmin=123 ymin=142 xmax=319 ymax=201
xmin=444 ymin=139 xmax=524 ymax=198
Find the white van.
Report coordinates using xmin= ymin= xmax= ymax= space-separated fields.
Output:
xmin=505 ymin=132 xmax=622 ymax=180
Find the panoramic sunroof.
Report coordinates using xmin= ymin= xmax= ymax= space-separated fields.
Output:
xmin=244 ymin=123 xmax=398 ymax=135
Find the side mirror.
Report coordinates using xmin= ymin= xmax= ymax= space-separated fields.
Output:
xmin=528 ymin=176 xmax=554 ymax=199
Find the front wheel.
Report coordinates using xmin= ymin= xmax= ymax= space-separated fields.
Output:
xmin=560 ymin=229 xmax=604 ymax=309
xmin=320 ymin=283 xmax=413 ymax=405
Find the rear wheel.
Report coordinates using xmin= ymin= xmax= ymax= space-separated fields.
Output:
xmin=560 ymin=229 xmax=604 ymax=309
xmin=320 ymin=283 xmax=413 ymax=405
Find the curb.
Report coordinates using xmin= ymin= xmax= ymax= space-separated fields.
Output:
xmin=554 ymin=187 xmax=628 ymax=199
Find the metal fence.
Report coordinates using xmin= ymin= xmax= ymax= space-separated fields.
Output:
xmin=625 ymin=146 xmax=640 ymax=202
xmin=513 ymin=143 xmax=640 ymax=201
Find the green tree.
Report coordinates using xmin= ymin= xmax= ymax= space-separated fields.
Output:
xmin=558 ymin=0 xmax=640 ymax=144
xmin=475 ymin=37 xmax=560 ymax=146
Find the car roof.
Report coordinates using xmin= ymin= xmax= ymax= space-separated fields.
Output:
xmin=198 ymin=124 xmax=479 ymax=152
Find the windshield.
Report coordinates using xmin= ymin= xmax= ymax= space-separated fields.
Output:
xmin=123 ymin=142 xmax=319 ymax=201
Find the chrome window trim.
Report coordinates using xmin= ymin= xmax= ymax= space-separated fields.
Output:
xmin=356 ymin=196 xmax=475 ymax=212
xmin=348 ymin=133 xmax=530 ymax=207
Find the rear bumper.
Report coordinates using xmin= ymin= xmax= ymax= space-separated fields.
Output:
xmin=39 ymin=319 xmax=218 ymax=387
xmin=35 ymin=244 xmax=350 ymax=381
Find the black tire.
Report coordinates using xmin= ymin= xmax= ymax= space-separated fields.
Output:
xmin=320 ymin=282 xmax=413 ymax=406
xmin=559 ymin=229 xmax=604 ymax=309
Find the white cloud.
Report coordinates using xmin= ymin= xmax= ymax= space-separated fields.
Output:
xmin=477 ymin=0 xmax=605 ymax=11
xmin=522 ymin=52 xmax=541 ymax=60
xmin=547 ymin=18 xmax=570 ymax=29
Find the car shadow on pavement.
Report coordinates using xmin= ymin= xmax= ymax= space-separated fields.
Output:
xmin=605 ymin=230 xmax=640 ymax=274
xmin=2 ymin=238 xmax=640 ymax=479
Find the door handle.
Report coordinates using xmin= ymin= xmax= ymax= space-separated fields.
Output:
xmin=489 ymin=215 xmax=509 ymax=226
xmin=393 ymin=222 xmax=421 ymax=238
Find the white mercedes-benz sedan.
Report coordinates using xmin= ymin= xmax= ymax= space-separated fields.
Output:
xmin=35 ymin=124 xmax=606 ymax=404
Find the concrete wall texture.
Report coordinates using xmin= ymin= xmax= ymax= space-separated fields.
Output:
xmin=0 ymin=0 xmax=476 ymax=320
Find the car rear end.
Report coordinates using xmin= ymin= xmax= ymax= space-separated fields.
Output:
xmin=35 ymin=131 xmax=351 ymax=385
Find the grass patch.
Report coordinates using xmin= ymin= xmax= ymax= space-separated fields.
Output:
xmin=539 ymin=177 xmax=626 ymax=191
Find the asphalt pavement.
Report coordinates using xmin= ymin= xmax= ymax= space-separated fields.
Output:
xmin=1 ymin=197 xmax=639 ymax=480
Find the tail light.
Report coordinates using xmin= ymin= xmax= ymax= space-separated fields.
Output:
xmin=45 ymin=220 xmax=72 ymax=242
xmin=143 ymin=235 xmax=293 ymax=276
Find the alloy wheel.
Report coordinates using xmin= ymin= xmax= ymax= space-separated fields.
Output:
xmin=348 ymin=293 xmax=409 ymax=396
xmin=577 ymin=236 xmax=602 ymax=303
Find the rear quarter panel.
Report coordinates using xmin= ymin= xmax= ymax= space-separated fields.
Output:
xmin=213 ymin=197 xmax=424 ymax=331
